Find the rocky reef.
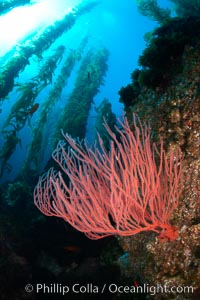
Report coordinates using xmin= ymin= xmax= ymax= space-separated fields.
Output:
xmin=119 ymin=39 xmax=200 ymax=299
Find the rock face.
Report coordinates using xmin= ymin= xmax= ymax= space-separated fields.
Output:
xmin=119 ymin=42 xmax=200 ymax=299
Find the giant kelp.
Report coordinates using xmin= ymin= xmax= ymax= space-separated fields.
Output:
xmin=3 ymin=45 xmax=65 ymax=131
xmin=22 ymin=37 xmax=89 ymax=176
xmin=0 ymin=46 xmax=66 ymax=178
xmin=52 ymin=47 xmax=109 ymax=144
xmin=94 ymin=98 xmax=117 ymax=150
xmin=0 ymin=0 xmax=32 ymax=15
xmin=0 ymin=0 xmax=99 ymax=100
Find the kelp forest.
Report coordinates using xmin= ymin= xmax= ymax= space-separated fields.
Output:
xmin=0 ymin=0 xmax=114 ymax=181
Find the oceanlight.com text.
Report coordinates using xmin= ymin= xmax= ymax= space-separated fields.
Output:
xmin=25 ymin=283 xmax=194 ymax=296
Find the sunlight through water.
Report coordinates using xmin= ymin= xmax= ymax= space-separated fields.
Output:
xmin=0 ymin=0 xmax=81 ymax=56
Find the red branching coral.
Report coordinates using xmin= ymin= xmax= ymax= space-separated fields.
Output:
xmin=34 ymin=114 xmax=182 ymax=241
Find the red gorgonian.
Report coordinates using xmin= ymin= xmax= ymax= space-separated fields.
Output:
xmin=34 ymin=114 xmax=182 ymax=241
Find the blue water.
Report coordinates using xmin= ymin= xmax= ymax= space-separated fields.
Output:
xmin=0 ymin=0 xmax=171 ymax=183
